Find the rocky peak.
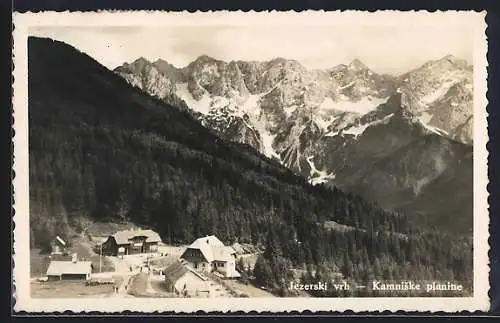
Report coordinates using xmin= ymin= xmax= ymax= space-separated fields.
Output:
xmin=131 ymin=57 xmax=151 ymax=69
xmin=442 ymin=54 xmax=458 ymax=61
xmin=115 ymin=57 xmax=152 ymax=74
xmin=267 ymin=57 xmax=302 ymax=67
xmin=348 ymin=58 xmax=368 ymax=71
xmin=267 ymin=57 xmax=289 ymax=66
xmin=153 ymin=58 xmax=176 ymax=73
xmin=420 ymin=54 xmax=471 ymax=72
xmin=440 ymin=54 xmax=469 ymax=67
xmin=114 ymin=56 xmax=181 ymax=108
xmin=191 ymin=54 xmax=219 ymax=66
xmin=153 ymin=59 xmax=186 ymax=82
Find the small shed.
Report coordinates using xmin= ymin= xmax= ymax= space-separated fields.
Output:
xmin=46 ymin=257 xmax=93 ymax=281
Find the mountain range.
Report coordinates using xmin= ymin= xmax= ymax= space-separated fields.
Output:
xmin=115 ymin=53 xmax=474 ymax=233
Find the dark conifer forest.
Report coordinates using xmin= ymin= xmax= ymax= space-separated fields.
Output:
xmin=28 ymin=37 xmax=473 ymax=296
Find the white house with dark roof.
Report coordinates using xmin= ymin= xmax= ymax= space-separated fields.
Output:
xmin=180 ymin=235 xmax=240 ymax=279
xmin=102 ymin=228 xmax=162 ymax=256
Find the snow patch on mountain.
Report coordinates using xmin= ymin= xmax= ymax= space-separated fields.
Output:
xmin=238 ymin=94 xmax=261 ymax=116
xmin=319 ymin=96 xmax=389 ymax=115
xmin=324 ymin=130 xmax=339 ymax=137
xmin=343 ymin=113 xmax=394 ymax=138
xmin=252 ymin=117 xmax=280 ymax=160
xmin=229 ymin=92 xmax=281 ymax=160
xmin=311 ymin=113 xmax=335 ymax=132
xmin=418 ymin=111 xmax=433 ymax=124
xmin=337 ymin=81 xmax=356 ymax=90
xmin=212 ymin=96 xmax=231 ymax=109
xmin=420 ymin=122 xmax=450 ymax=137
xmin=306 ymin=155 xmax=336 ymax=185
xmin=419 ymin=75 xmax=461 ymax=107
xmin=418 ymin=112 xmax=449 ymax=137
xmin=413 ymin=155 xmax=447 ymax=196
xmin=260 ymin=129 xmax=280 ymax=160
xmin=175 ymin=82 xmax=212 ymax=115
xmin=283 ymin=105 xmax=298 ymax=117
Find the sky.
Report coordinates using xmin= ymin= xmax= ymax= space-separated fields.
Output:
xmin=30 ymin=24 xmax=474 ymax=75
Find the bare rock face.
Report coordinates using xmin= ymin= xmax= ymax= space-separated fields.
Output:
xmin=116 ymin=58 xmax=177 ymax=99
xmin=114 ymin=54 xmax=473 ymax=169
xmin=115 ymin=55 xmax=474 ymax=232
xmin=397 ymin=55 xmax=474 ymax=143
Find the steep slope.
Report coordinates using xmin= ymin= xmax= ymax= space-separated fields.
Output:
xmin=28 ymin=36 xmax=408 ymax=249
xmin=310 ymin=94 xmax=473 ymax=233
xmin=114 ymin=58 xmax=192 ymax=115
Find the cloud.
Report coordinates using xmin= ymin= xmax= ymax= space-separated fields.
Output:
xmin=30 ymin=23 xmax=474 ymax=75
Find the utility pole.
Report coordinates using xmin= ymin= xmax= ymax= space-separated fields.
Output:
xmin=99 ymin=243 xmax=102 ymax=273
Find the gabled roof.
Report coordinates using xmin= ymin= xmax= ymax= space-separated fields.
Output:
xmin=212 ymin=246 xmax=236 ymax=262
xmin=54 ymin=236 xmax=66 ymax=246
xmin=112 ymin=229 xmax=162 ymax=245
xmin=231 ymin=242 xmax=245 ymax=255
xmin=188 ymin=235 xmax=224 ymax=248
xmin=164 ymin=260 xmax=207 ymax=283
xmin=183 ymin=235 xmax=235 ymax=263
xmin=46 ymin=261 xmax=92 ymax=276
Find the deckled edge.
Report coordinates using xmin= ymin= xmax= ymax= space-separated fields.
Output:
xmin=10 ymin=6 xmax=16 ymax=315
xmin=485 ymin=9 xmax=494 ymax=313
xmin=11 ymin=9 xmax=490 ymax=315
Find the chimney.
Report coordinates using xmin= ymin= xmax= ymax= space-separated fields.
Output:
xmin=71 ymin=253 xmax=78 ymax=263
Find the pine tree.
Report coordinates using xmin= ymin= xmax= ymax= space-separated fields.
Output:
xmin=253 ymin=255 xmax=274 ymax=287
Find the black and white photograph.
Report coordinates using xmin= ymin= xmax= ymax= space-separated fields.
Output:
xmin=12 ymin=11 xmax=489 ymax=312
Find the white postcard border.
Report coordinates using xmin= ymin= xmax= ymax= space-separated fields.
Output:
xmin=12 ymin=10 xmax=490 ymax=313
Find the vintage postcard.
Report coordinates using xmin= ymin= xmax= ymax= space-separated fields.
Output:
xmin=12 ymin=10 xmax=489 ymax=312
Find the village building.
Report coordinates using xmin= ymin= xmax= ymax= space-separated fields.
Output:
xmin=101 ymin=228 xmax=161 ymax=256
xmin=231 ymin=242 xmax=245 ymax=255
xmin=180 ymin=235 xmax=241 ymax=279
xmin=50 ymin=235 xmax=67 ymax=255
xmin=46 ymin=253 xmax=92 ymax=281
xmin=164 ymin=260 xmax=210 ymax=297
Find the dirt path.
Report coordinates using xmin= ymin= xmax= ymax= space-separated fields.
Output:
xmin=116 ymin=275 xmax=133 ymax=297
xmin=105 ymin=256 xmax=135 ymax=298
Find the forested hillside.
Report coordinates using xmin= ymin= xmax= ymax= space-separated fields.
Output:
xmin=28 ymin=37 xmax=472 ymax=296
